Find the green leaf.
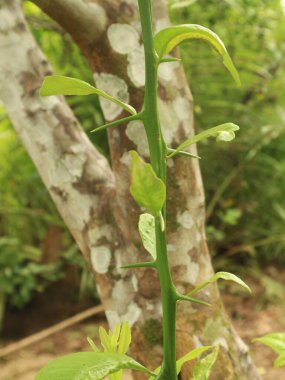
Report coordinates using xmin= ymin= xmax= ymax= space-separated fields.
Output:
xmin=189 ymin=271 xmax=251 ymax=296
xmin=275 ymin=353 xmax=285 ymax=368
xmin=253 ymin=333 xmax=285 ymax=355
xmin=40 ymin=75 xmax=136 ymax=116
xmin=111 ymin=324 xmax=121 ymax=350
xmin=138 ymin=213 xmax=156 ymax=259
xmin=167 ymin=123 xmax=239 ymax=158
xmin=35 ymin=352 xmax=96 ymax=380
xmin=170 ymin=0 xmax=198 ymax=9
xmin=78 ymin=353 xmax=155 ymax=380
xmin=190 ymin=346 xmax=219 ymax=380
xmin=149 ymin=346 xmax=211 ymax=380
xmin=35 ymin=352 xmax=154 ymax=380
xmin=216 ymin=130 xmax=236 ymax=142
xmin=129 ymin=151 xmax=166 ymax=215
xmin=87 ymin=337 xmax=101 ymax=353
xmin=176 ymin=346 xmax=212 ymax=373
xmin=118 ymin=321 xmax=131 ymax=355
xmin=99 ymin=326 xmax=113 ymax=352
xmin=154 ymin=24 xmax=240 ymax=85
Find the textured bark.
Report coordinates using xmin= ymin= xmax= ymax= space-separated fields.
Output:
xmin=0 ymin=0 xmax=260 ymax=379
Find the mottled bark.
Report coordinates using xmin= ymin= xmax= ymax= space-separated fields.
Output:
xmin=0 ymin=0 xmax=260 ymax=379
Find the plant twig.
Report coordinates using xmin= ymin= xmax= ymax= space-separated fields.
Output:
xmin=0 ymin=305 xmax=104 ymax=358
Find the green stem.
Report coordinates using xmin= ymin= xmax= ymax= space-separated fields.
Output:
xmin=138 ymin=1 xmax=177 ymax=379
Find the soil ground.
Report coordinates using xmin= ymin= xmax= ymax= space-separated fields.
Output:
xmin=0 ymin=272 xmax=285 ymax=380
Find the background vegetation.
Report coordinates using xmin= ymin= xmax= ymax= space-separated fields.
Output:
xmin=1 ymin=0 xmax=284 ymax=323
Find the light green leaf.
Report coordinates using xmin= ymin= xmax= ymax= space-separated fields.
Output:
xmin=190 ymin=346 xmax=219 ymax=380
xmin=35 ymin=352 xmax=97 ymax=380
xmin=154 ymin=24 xmax=240 ymax=85
xmin=109 ymin=370 xmax=123 ymax=380
xmin=36 ymin=352 xmax=153 ymax=380
xmin=138 ymin=213 xmax=156 ymax=259
xmin=149 ymin=346 xmax=211 ymax=380
xmin=253 ymin=333 xmax=285 ymax=355
xmin=170 ymin=0 xmax=198 ymax=9
xmin=216 ymin=130 xmax=236 ymax=142
xmin=40 ymin=75 xmax=136 ymax=116
xmin=177 ymin=346 xmax=212 ymax=373
xmin=118 ymin=321 xmax=131 ymax=355
xmin=129 ymin=151 xmax=166 ymax=215
xmin=77 ymin=353 xmax=154 ymax=379
xmin=111 ymin=324 xmax=121 ymax=350
xmin=189 ymin=271 xmax=251 ymax=296
xmin=167 ymin=123 xmax=239 ymax=158
xmin=99 ymin=326 xmax=113 ymax=352
xmin=275 ymin=353 xmax=285 ymax=368
xmin=87 ymin=337 xmax=101 ymax=353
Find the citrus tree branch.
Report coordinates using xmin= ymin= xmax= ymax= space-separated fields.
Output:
xmin=0 ymin=0 xmax=117 ymax=275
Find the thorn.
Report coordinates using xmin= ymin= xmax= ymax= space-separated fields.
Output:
xmin=160 ymin=57 xmax=181 ymax=63
xmin=91 ymin=113 xmax=142 ymax=133
xmin=121 ymin=261 xmax=156 ymax=269
xmin=176 ymin=292 xmax=210 ymax=307
xmin=166 ymin=147 xmax=201 ymax=160
xmin=159 ymin=212 xmax=165 ymax=232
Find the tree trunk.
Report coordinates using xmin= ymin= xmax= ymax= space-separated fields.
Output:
xmin=0 ymin=0 xmax=260 ymax=378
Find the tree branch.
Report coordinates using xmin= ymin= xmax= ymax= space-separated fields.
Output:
xmin=31 ymin=0 xmax=107 ymax=46
xmin=0 ymin=0 xmax=116 ymax=270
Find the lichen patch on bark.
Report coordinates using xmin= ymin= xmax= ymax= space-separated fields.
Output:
xmin=94 ymin=73 xmax=130 ymax=121
xmin=91 ymin=246 xmax=112 ymax=274
xmin=125 ymin=120 xmax=149 ymax=156
xmin=127 ymin=46 xmax=145 ymax=87
xmin=107 ymin=23 xmax=140 ymax=55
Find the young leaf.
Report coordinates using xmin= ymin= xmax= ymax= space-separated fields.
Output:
xmin=275 ymin=353 xmax=285 ymax=368
xmin=154 ymin=24 xmax=240 ymax=85
xmin=40 ymin=75 xmax=136 ymax=116
xmin=99 ymin=326 xmax=113 ymax=352
xmin=118 ymin=321 xmax=132 ymax=355
xmin=170 ymin=0 xmax=197 ymax=10
xmin=176 ymin=346 xmax=212 ymax=373
xmin=149 ymin=346 xmax=211 ymax=380
xmin=167 ymin=123 xmax=239 ymax=158
xmin=111 ymin=323 xmax=121 ymax=350
xmin=138 ymin=213 xmax=157 ymax=259
xmin=87 ymin=337 xmax=101 ymax=353
xmin=253 ymin=333 xmax=285 ymax=355
xmin=129 ymin=151 xmax=166 ymax=215
xmin=190 ymin=346 xmax=219 ymax=380
xmin=189 ymin=271 xmax=251 ymax=296
xmin=35 ymin=352 xmax=154 ymax=380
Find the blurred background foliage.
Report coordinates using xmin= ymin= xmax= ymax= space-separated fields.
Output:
xmin=169 ymin=0 xmax=285 ymax=268
xmin=0 ymin=0 xmax=285 ymax=325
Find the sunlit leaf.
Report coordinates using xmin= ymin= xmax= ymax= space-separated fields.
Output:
xmin=177 ymin=346 xmax=212 ymax=373
xmin=129 ymin=151 xmax=166 ymax=215
xmin=189 ymin=271 xmax=251 ymax=296
xmin=275 ymin=353 xmax=285 ymax=368
xmin=170 ymin=0 xmax=198 ymax=9
xmin=99 ymin=326 xmax=112 ymax=352
xmin=167 ymin=123 xmax=239 ymax=158
xmin=40 ymin=75 xmax=136 ymax=115
xmin=111 ymin=324 xmax=121 ymax=350
xmin=149 ymin=346 xmax=211 ymax=380
xmin=36 ymin=352 xmax=154 ymax=380
xmin=87 ymin=337 xmax=100 ymax=353
xmin=253 ymin=333 xmax=285 ymax=355
xmin=138 ymin=213 xmax=156 ymax=259
xmin=118 ymin=321 xmax=132 ymax=355
xmin=190 ymin=346 xmax=219 ymax=380
xmin=154 ymin=24 xmax=240 ymax=85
